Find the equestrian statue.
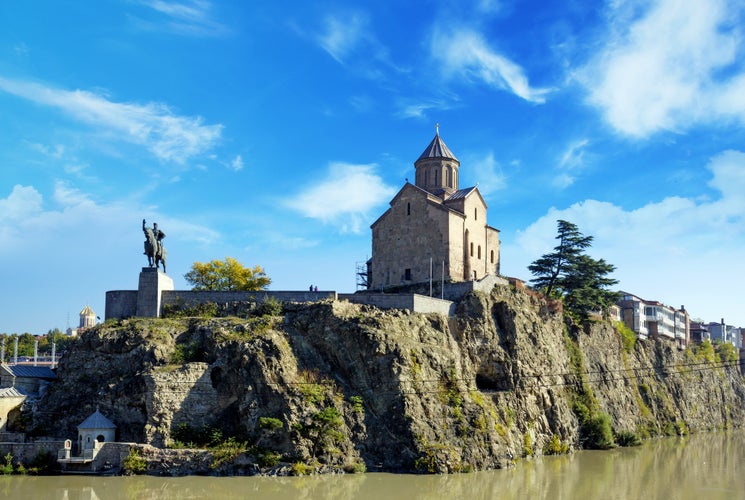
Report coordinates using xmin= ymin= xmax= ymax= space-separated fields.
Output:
xmin=143 ymin=218 xmax=167 ymax=273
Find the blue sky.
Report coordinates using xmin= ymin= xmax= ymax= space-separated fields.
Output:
xmin=1 ymin=0 xmax=744 ymax=334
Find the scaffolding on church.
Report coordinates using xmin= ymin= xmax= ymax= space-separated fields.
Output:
xmin=355 ymin=261 xmax=369 ymax=290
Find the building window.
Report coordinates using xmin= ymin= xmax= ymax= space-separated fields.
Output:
xmin=470 ymin=242 xmax=474 ymax=257
xmin=490 ymin=250 xmax=494 ymax=263
xmin=404 ymin=268 xmax=412 ymax=281
xmin=424 ymin=171 xmax=428 ymax=185
xmin=478 ymin=246 xmax=481 ymax=259
xmin=407 ymin=202 xmax=410 ymax=215
xmin=474 ymin=208 xmax=477 ymax=220
xmin=447 ymin=167 xmax=452 ymax=188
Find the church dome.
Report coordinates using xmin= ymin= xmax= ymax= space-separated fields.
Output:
xmin=417 ymin=132 xmax=458 ymax=162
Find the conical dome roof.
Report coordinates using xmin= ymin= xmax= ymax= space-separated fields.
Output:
xmin=80 ymin=305 xmax=95 ymax=316
xmin=417 ymin=133 xmax=458 ymax=162
xmin=77 ymin=408 xmax=116 ymax=430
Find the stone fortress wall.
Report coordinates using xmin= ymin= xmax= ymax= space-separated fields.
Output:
xmin=105 ymin=268 xmax=508 ymax=321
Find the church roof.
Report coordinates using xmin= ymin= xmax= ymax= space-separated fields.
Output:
xmin=80 ymin=305 xmax=95 ymax=316
xmin=78 ymin=408 xmax=116 ymax=430
xmin=417 ymin=133 xmax=458 ymax=162
xmin=445 ymin=186 xmax=477 ymax=201
xmin=1 ymin=364 xmax=57 ymax=380
xmin=0 ymin=386 xmax=27 ymax=398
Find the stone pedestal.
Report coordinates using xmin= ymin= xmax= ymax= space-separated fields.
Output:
xmin=136 ymin=267 xmax=174 ymax=318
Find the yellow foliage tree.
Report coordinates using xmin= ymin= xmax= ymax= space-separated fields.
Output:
xmin=184 ymin=257 xmax=271 ymax=291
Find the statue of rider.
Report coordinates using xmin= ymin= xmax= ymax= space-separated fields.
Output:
xmin=142 ymin=219 xmax=166 ymax=258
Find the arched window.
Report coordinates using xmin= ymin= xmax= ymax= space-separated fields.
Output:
xmin=490 ymin=250 xmax=494 ymax=263
xmin=447 ymin=167 xmax=452 ymax=188
xmin=434 ymin=169 xmax=438 ymax=185
xmin=474 ymin=208 xmax=478 ymax=220
xmin=407 ymin=202 xmax=411 ymax=215
xmin=478 ymin=245 xmax=481 ymax=259
xmin=424 ymin=171 xmax=428 ymax=185
xmin=97 ymin=434 xmax=105 ymax=443
xmin=470 ymin=242 xmax=474 ymax=257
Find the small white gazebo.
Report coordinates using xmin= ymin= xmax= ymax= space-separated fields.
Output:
xmin=77 ymin=407 xmax=116 ymax=451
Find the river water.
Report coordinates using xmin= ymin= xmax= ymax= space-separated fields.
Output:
xmin=1 ymin=431 xmax=743 ymax=500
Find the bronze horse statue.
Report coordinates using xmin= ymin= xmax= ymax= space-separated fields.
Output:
xmin=143 ymin=219 xmax=167 ymax=273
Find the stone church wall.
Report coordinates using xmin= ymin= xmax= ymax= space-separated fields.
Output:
xmin=371 ymin=188 xmax=453 ymax=289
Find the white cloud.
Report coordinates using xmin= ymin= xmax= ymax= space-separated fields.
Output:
xmin=317 ymin=12 xmax=369 ymax=64
xmin=230 ymin=155 xmax=244 ymax=171
xmin=559 ymin=139 xmax=589 ymax=169
xmin=469 ymin=152 xmax=506 ymax=196
xmin=580 ymin=0 xmax=745 ymax=136
xmin=431 ymin=28 xmax=551 ymax=103
xmin=287 ymin=163 xmax=397 ymax=233
xmin=0 ymin=185 xmax=43 ymax=225
xmin=136 ymin=0 xmax=227 ymax=36
xmin=0 ymin=76 xmax=223 ymax=163
xmin=504 ymin=149 xmax=745 ymax=326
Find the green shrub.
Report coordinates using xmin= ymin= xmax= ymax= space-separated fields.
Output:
xmin=210 ymin=437 xmax=247 ymax=469
xmin=255 ymin=297 xmax=282 ymax=317
xmin=349 ymin=395 xmax=365 ymax=414
xmin=291 ymin=461 xmax=314 ymax=476
xmin=258 ymin=417 xmax=283 ymax=431
xmin=615 ymin=430 xmax=641 ymax=447
xmin=256 ymin=450 xmax=282 ymax=468
xmin=716 ymin=342 xmax=739 ymax=363
xmin=0 ymin=453 xmax=13 ymax=475
xmin=582 ymin=414 xmax=615 ymax=449
xmin=122 ymin=448 xmax=147 ymax=475
xmin=522 ymin=433 xmax=533 ymax=457
xmin=343 ymin=460 xmax=367 ymax=473
xmin=171 ymin=341 xmax=203 ymax=364
xmin=543 ymin=434 xmax=569 ymax=455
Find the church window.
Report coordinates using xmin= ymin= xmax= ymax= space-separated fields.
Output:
xmin=490 ymin=250 xmax=494 ymax=263
xmin=474 ymin=208 xmax=477 ymax=220
xmin=407 ymin=202 xmax=410 ymax=215
xmin=404 ymin=268 xmax=412 ymax=281
xmin=97 ymin=434 xmax=105 ymax=443
xmin=447 ymin=167 xmax=452 ymax=188
xmin=470 ymin=242 xmax=474 ymax=257
xmin=424 ymin=171 xmax=428 ymax=185
xmin=434 ymin=169 xmax=438 ymax=185
xmin=478 ymin=246 xmax=481 ymax=259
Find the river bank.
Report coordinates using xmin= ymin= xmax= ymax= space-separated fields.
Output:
xmin=2 ymin=431 xmax=744 ymax=499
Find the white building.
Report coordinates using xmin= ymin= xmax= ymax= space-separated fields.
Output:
xmin=618 ymin=292 xmax=689 ymax=347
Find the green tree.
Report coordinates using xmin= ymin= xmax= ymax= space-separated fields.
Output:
xmin=184 ymin=257 xmax=271 ymax=291
xmin=529 ymin=220 xmax=619 ymax=322
xmin=528 ymin=220 xmax=592 ymax=298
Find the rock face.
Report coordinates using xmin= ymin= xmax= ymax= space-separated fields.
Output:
xmin=32 ymin=285 xmax=745 ymax=474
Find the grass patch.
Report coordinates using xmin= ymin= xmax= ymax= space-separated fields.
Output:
xmin=615 ymin=321 xmax=637 ymax=353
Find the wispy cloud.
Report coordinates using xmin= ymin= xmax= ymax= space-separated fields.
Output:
xmin=506 ymin=149 xmax=745 ymax=324
xmin=470 ymin=152 xmax=506 ymax=196
xmin=286 ymin=163 xmax=397 ymax=233
xmin=0 ymin=76 xmax=223 ymax=163
xmin=229 ymin=154 xmax=244 ymax=171
xmin=580 ymin=0 xmax=745 ymax=137
xmin=431 ymin=28 xmax=551 ymax=103
xmin=559 ymin=139 xmax=589 ymax=169
xmin=316 ymin=12 xmax=370 ymax=64
xmin=136 ymin=0 xmax=227 ymax=36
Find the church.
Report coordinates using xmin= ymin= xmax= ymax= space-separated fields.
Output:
xmin=368 ymin=129 xmax=500 ymax=290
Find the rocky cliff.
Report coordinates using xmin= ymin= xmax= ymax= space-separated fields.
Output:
xmin=29 ymin=285 xmax=745 ymax=474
